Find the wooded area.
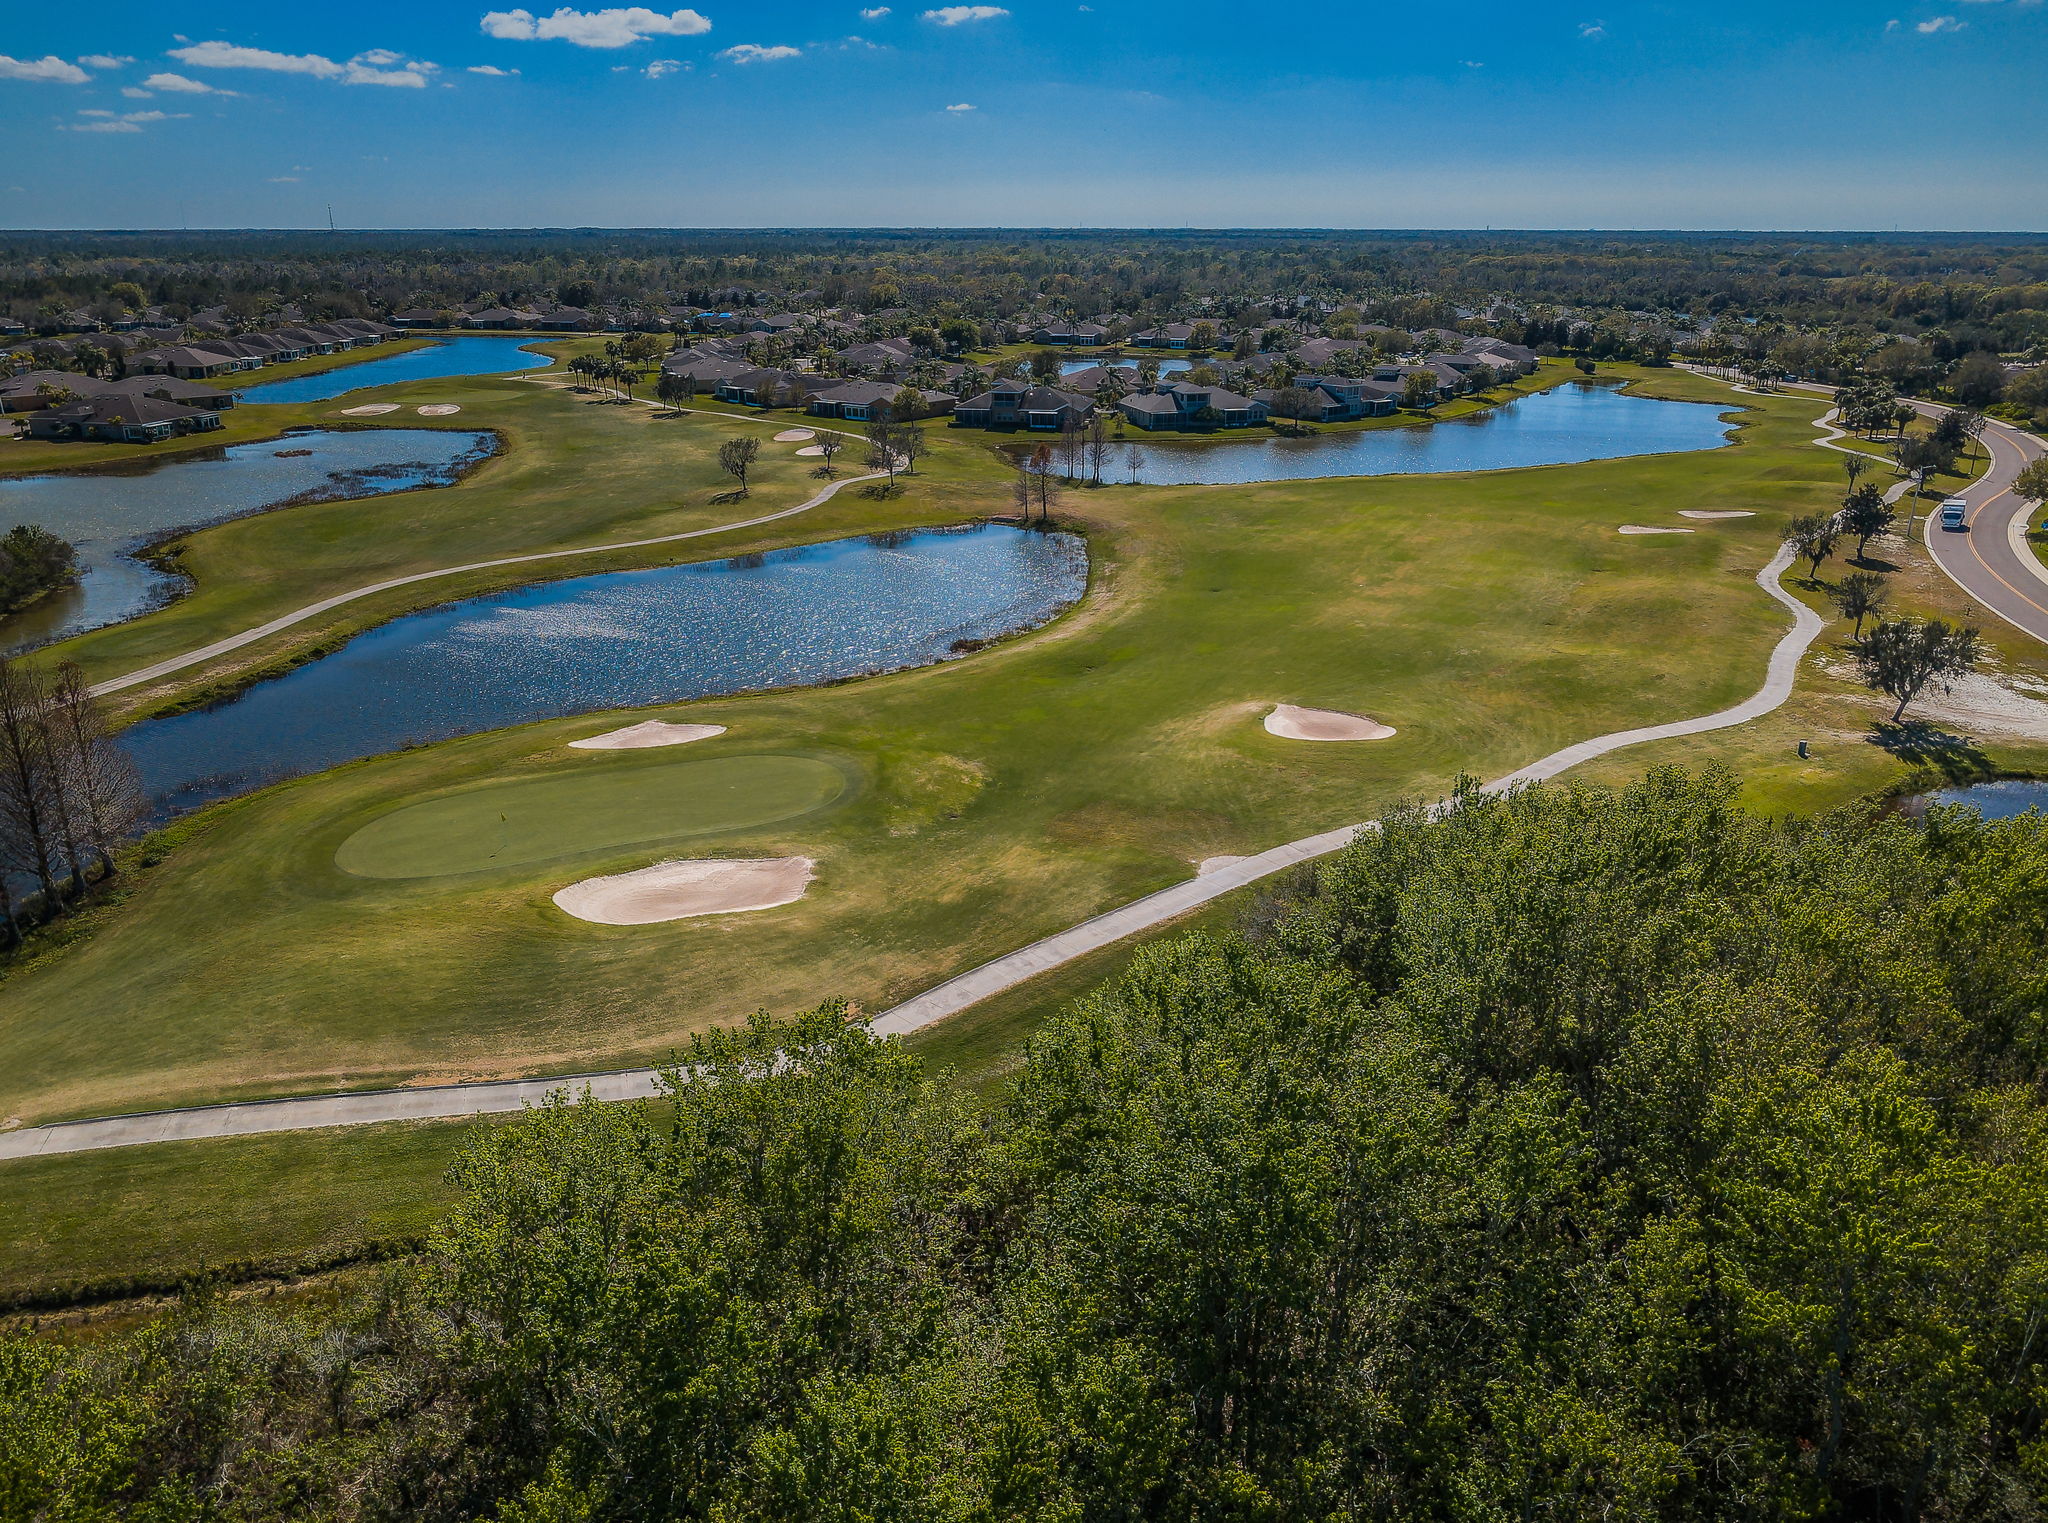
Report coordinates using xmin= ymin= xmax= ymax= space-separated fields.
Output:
xmin=6 ymin=769 xmax=2044 ymax=1521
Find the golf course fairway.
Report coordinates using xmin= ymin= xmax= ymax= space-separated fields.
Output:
xmin=334 ymin=753 xmax=851 ymax=879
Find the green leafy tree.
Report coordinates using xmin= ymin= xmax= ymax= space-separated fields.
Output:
xmin=1787 ymin=511 xmax=1840 ymax=578
xmin=1837 ymin=483 xmax=1897 ymax=561
xmin=1828 ymin=569 xmax=1889 ymax=637
xmin=717 ymin=434 xmax=760 ymax=494
xmin=1856 ymin=617 xmax=1982 ymax=721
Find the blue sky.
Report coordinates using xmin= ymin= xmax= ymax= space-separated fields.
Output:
xmin=1 ymin=2 xmax=2043 ymax=229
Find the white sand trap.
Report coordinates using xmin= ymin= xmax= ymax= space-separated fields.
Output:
xmin=568 ymin=720 xmax=727 ymax=751
xmin=795 ymin=445 xmax=826 ymax=457
xmin=555 ymin=856 xmax=815 ymax=925
xmin=340 ymin=403 xmax=401 ymax=416
xmin=774 ymin=428 xmax=815 ymax=442
xmin=1197 ymin=855 xmax=1250 ymax=876
xmin=416 ymin=403 xmax=463 ymax=416
xmin=1265 ymin=704 xmax=1397 ymax=742
xmin=1618 ymin=525 xmax=1695 ymax=535
xmin=1679 ymin=509 xmax=1756 ymax=520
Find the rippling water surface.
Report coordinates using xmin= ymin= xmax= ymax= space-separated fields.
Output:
xmin=1114 ymin=380 xmax=1736 ymax=486
xmin=235 ymin=336 xmax=552 ymax=403
xmin=0 ymin=429 xmax=493 ymax=648
xmin=123 ymin=525 xmax=1088 ymax=813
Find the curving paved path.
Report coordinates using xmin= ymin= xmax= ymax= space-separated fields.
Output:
xmin=90 ymin=393 xmax=888 ymax=699
xmin=3 ymin=539 xmax=1825 ymax=1161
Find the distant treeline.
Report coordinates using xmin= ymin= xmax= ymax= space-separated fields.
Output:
xmin=6 ymin=769 xmax=2046 ymax=1520
xmin=4 ymin=229 xmax=2048 ymax=352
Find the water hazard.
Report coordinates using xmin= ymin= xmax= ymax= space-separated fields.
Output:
xmin=235 ymin=336 xmax=553 ymax=404
xmin=122 ymin=524 xmax=1088 ymax=813
xmin=0 ymin=429 xmax=494 ymax=649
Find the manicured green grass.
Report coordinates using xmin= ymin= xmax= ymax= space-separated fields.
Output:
xmin=0 ymin=367 xmax=1904 ymax=1127
xmin=335 ymin=751 xmax=854 ymax=879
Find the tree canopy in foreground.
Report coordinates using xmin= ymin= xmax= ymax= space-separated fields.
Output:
xmin=4 ymin=768 xmax=2046 ymax=1521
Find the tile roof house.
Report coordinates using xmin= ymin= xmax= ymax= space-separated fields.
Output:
xmin=1057 ymin=364 xmax=1140 ymax=397
xmin=1117 ymin=381 xmax=1269 ymax=431
xmin=390 ymin=308 xmax=447 ymax=328
xmin=26 ymin=391 xmax=225 ymax=444
xmin=130 ymin=344 xmax=253 ymax=379
xmin=465 ymin=307 xmax=547 ymax=329
xmin=1256 ymin=375 xmax=1401 ymax=422
xmin=951 ymin=379 xmax=1094 ymax=431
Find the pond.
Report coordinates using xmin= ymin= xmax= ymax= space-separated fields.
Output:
xmin=1908 ymin=778 xmax=2048 ymax=821
xmin=1061 ymin=358 xmax=1191 ymax=379
xmin=121 ymin=524 xmax=1088 ymax=814
xmin=235 ymin=336 xmax=554 ymax=404
xmin=0 ymin=429 xmax=494 ymax=650
xmin=1110 ymin=380 xmax=1736 ymax=486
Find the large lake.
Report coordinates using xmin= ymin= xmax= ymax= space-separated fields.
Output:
xmin=236 ymin=336 xmax=553 ymax=404
xmin=0 ymin=428 xmax=493 ymax=649
xmin=1113 ymin=380 xmax=1737 ymax=485
xmin=122 ymin=524 xmax=1087 ymax=813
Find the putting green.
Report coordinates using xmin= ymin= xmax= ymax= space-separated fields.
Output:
xmin=335 ymin=754 xmax=849 ymax=880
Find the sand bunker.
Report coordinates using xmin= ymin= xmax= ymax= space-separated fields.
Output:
xmin=1264 ymin=704 xmax=1397 ymax=742
xmin=339 ymin=403 xmax=401 ymax=416
xmin=1197 ymin=855 xmax=1250 ymax=876
xmin=554 ymin=856 xmax=815 ymax=925
xmin=416 ymin=403 xmax=463 ymax=416
xmin=774 ymin=428 xmax=815 ymax=442
xmin=568 ymin=720 xmax=727 ymax=751
xmin=795 ymin=445 xmax=826 ymax=457
xmin=1618 ymin=525 xmax=1695 ymax=535
xmin=1679 ymin=510 xmax=1756 ymax=520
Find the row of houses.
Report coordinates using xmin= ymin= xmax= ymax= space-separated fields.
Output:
xmin=0 ymin=370 xmax=237 ymax=443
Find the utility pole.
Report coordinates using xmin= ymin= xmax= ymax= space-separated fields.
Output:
xmin=327 ymin=204 xmax=336 ymax=233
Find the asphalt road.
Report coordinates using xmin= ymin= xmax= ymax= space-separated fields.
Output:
xmin=1915 ymin=410 xmax=2048 ymax=646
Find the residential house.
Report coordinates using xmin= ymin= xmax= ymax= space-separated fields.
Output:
xmin=1116 ymin=380 xmax=1268 ymax=431
xmin=27 ymin=392 xmax=225 ymax=444
xmin=951 ymin=379 xmax=1094 ymax=431
xmin=538 ymin=308 xmax=600 ymax=332
xmin=1459 ymin=337 xmax=1539 ymax=375
xmin=833 ymin=337 xmax=919 ymax=374
xmin=465 ymin=307 xmax=547 ymax=329
xmin=389 ymin=308 xmax=446 ymax=328
xmin=1129 ymin=323 xmax=1202 ymax=350
xmin=806 ymin=380 xmax=956 ymax=421
xmin=131 ymin=345 xmax=250 ymax=379
xmin=1057 ymin=364 xmax=1140 ymax=398
xmin=1029 ymin=321 xmax=1109 ymax=346
xmin=1255 ymin=375 xmax=1400 ymax=422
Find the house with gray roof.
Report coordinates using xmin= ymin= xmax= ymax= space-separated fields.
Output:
xmin=26 ymin=391 xmax=225 ymax=444
xmin=1117 ymin=380 xmax=1268 ymax=431
xmin=951 ymin=379 xmax=1093 ymax=431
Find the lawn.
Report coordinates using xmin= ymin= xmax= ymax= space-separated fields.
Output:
xmin=7 ymin=365 xmax=2048 ymax=1299
xmin=0 ymin=367 xmax=1902 ymax=1127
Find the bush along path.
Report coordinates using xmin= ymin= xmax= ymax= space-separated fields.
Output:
xmin=0 ymin=542 xmax=1826 ymax=1159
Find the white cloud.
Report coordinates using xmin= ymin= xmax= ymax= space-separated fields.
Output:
xmin=1578 ymin=20 xmax=1606 ymax=38
xmin=944 ymin=100 xmax=975 ymax=110
xmin=346 ymin=63 xmax=433 ymax=85
xmin=0 ymin=55 xmax=92 ymax=84
xmin=269 ymin=175 xmax=301 ymax=182
xmin=481 ymin=7 xmax=713 ymax=48
xmin=65 ymin=108 xmax=183 ymax=133
xmin=644 ymin=57 xmax=685 ymax=75
xmin=1917 ymin=14 xmax=1966 ymax=30
xmin=167 ymin=41 xmax=345 ymax=76
xmin=923 ymin=5 xmax=1007 ymax=21
xmin=720 ymin=42 xmax=800 ymax=61
xmin=1461 ymin=58 xmax=1484 ymax=67
xmin=143 ymin=71 xmax=229 ymax=93
xmin=78 ymin=55 xmax=134 ymax=70
xmin=163 ymin=43 xmax=433 ymax=87
xmin=468 ymin=63 xmax=521 ymax=74
xmin=122 ymin=86 xmax=153 ymax=98
xmin=861 ymin=5 xmax=892 ymax=16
